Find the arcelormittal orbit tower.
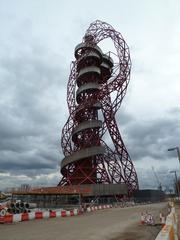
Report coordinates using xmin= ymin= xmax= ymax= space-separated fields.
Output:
xmin=58 ymin=20 xmax=138 ymax=195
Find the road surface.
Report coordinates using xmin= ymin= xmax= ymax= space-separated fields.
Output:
xmin=0 ymin=203 xmax=166 ymax=240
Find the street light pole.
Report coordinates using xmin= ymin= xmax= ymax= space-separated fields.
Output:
xmin=168 ymin=147 xmax=180 ymax=165
xmin=170 ymin=170 xmax=180 ymax=200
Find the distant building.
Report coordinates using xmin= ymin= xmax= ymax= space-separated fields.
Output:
xmin=19 ymin=184 xmax=31 ymax=192
xmin=133 ymin=189 xmax=165 ymax=203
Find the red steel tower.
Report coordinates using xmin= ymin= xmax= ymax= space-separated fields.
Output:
xmin=58 ymin=20 xmax=138 ymax=194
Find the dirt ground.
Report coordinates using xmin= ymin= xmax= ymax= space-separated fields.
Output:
xmin=0 ymin=203 xmax=167 ymax=240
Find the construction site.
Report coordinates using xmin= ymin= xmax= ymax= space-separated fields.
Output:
xmin=0 ymin=17 xmax=179 ymax=240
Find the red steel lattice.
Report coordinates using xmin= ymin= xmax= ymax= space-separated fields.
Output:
xmin=58 ymin=20 xmax=139 ymax=194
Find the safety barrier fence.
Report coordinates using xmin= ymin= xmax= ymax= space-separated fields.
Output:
xmin=86 ymin=204 xmax=112 ymax=212
xmin=0 ymin=209 xmax=81 ymax=224
xmin=0 ymin=204 xmax=113 ymax=224
xmin=0 ymin=202 xmax=162 ymax=224
xmin=155 ymin=203 xmax=178 ymax=240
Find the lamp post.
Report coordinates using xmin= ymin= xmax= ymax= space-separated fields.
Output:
xmin=168 ymin=147 xmax=180 ymax=165
xmin=170 ymin=170 xmax=180 ymax=200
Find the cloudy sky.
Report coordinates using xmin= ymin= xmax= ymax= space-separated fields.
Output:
xmin=0 ymin=0 xmax=179 ymax=191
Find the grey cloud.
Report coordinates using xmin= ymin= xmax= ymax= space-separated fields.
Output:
xmin=0 ymin=41 xmax=67 ymax=185
xmin=137 ymin=167 xmax=175 ymax=191
xmin=0 ymin=0 xmax=179 ymax=190
xmin=119 ymin=110 xmax=180 ymax=162
xmin=118 ymin=109 xmax=134 ymax=125
xmin=0 ymin=171 xmax=60 ymax=190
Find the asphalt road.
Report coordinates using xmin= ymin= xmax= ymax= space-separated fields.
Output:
xmin=0 ymin=202 xmax=166 ymax=240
